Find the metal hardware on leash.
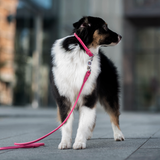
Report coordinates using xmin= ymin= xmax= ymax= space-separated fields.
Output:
xmin=87 ymin=56 xmax=94 ymax=71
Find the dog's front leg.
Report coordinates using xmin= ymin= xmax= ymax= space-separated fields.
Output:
xmin=56 ymin=97 xmax=73 ymax=150
xmin=58 ymin=112 xmax=73 ymax=149
xmin=73 ymin=106 xmax=96 ymax=149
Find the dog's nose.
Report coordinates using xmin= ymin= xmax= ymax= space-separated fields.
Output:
xmin=118 ymin=35 xmax=122 ymax=42
xmin=119 ymin=35 xmax=122 ymax=39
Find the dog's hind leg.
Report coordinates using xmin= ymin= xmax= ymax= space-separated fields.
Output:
xmin=57 ymin=97 xmax=73 ymax=150
xmin=109 ymin=108 xmax=125 ymax=141
xmin=102 ymin=99 xmax=125 ymax=141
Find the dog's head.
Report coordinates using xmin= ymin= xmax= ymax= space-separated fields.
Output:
xmin=73 ymin=16 xmax=122 ymax=48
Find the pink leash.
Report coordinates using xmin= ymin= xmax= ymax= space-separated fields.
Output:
xmin=0 ymin=33 xmax=93 ymax=150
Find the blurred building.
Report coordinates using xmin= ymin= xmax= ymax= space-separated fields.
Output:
xmin=0 ymin=0 xmax=18 ymax=105
xmin=0 ymin=0 xmax=159 ymax=112
xmin=14 ymin=0 xmax=123 ymax=108
xmin=123 ymin=0 xmax=160 ymax=111
xmin=58 ymin=0 xmax=124 ymax=109
xmin=57 ymin=0 xmax=160 ymax=112
xmin=14 ymin=0 xmax=60 ymax=107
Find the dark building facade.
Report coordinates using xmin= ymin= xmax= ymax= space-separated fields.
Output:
xmin=14 ymin=0 xmax=60 ymax=107
xmin=123 ymin=0 xmax=160 ymax=111
xmin=1 ymin=0 xmax=159 ymax=111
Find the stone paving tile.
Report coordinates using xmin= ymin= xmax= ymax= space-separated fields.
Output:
xmin=152 ymin=130 xmax=160 ymax=139
xmin=127 ymin=149 xmax=160 ymax=160
xmin=0 ymin=138 xmax=147 ymax=160
xmin=141 ymin=139 xmax=160 ymax=149
xmin=0 ymin=108 xmax=160 ymax=160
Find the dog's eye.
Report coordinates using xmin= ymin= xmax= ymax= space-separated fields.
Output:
xmin=103 ymin=24 xmax=108 ymax=31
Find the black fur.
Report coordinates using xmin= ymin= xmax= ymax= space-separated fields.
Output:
xmin=83 ymin=89 xmax=98 ymax=109
xmin=62 ymin=16 xmax=120 ymax=53
xmin=50 ymin=49 xmax=120 ymax=121
xmin=62 ymin=36 xmax=79 ymax=52
xmin=57 ymin=96 xmax=71 ymax=122
xmin=97 ymin=50 xmax=120 ymax=113
xmin=50 ymin=73 xmax=71 ymax=122
xmin=82 ymin=49 xmax=120 ymax=111
xmin=73 ymin=16 xmax=120 ymax=47
xmin=73 ymin=17 xmax=104 ymax=47
xmin=50 ymin=17 xmax=125 ymax=148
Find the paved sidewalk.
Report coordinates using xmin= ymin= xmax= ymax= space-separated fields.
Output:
xmin=0 ymin=107 xmax=160 ymax=160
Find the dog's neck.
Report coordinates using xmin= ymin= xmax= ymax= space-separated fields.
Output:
xmin=88 ymin=46 xmax=100 ymax=55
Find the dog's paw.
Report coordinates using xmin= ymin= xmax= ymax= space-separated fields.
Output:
xmin=73 ymin=141 xmax=86 ymax=150
xmin=114 ymin=131 xmax=125 ymax=141
xmin=58 ymin=141 xmax=72 ymax=150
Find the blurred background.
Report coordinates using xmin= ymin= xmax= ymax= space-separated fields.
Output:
xmin=0 ymin=0 xmax=160 ymax=112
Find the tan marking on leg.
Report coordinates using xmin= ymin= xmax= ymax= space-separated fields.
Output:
xmin=102 ymin=100 xmax=120 ymax=129
xmin=57 ymin=106 xmax=61 ymax=122
xmin=110 ymin=113 xmax=120 ymax=130
xmin=101 ymin=99 xmax=124 ymax=141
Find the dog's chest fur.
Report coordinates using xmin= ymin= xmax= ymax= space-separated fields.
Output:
xmin=51 ymin=35 xmax=101 ymax=105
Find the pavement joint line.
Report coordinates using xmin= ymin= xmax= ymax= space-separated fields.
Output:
xmin=151 ymin=128 xmax=160 ymax=138
xmin=124 ymin=137 xmax=151 ymax=160
xmin=124 ymin=128 xmax=160 ymax=160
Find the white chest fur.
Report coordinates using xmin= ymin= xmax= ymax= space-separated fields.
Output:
xmin=51 ymin=36 xmax=101 ymax=105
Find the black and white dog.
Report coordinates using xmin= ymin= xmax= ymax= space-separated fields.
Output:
xmin=50 ymin=16 xmax=124 ymax=150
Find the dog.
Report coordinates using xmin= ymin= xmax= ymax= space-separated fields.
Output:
xmin=50 ymin=16 xmax=125 ymax=150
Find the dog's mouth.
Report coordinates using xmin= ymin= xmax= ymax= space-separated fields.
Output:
xmin=101 ymin=35 xmax=122 ymax=47
xmin=118 ymin=35 xmax=122 ymax=42
xmin=114 ymin=35 xmax=122 ymax=44
xmin=102 ymin=34 xmax=122 ymax=47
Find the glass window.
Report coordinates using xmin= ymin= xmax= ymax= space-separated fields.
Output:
xmin=136 ymin=28 xmax=155 ymax=50
xmin=135 ymin=28 xmax=160 ymax=111
xmin=135 ymin=0 xmax=160 ymax=7
xmin=32 ymin=0 xmax=52 ymax=9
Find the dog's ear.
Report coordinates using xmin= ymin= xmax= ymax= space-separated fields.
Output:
xmin=73 ymin=17 xmax=91 ymax=29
